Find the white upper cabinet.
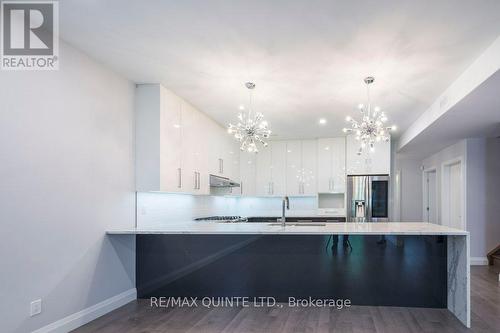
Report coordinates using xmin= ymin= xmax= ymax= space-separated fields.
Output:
xmin=317 ymin=138 xmax=345 ymax=193
xmin=207 ymin=124 xmax=239 ymax=181
xmin=137 ymin=84 xmax=389 ymax=196
xmin=345 ymin=135 xmax=391 ymax=175
xmin=255 ymin=141 xmax=287 ymax=196
xmin=160 ymin=87 xmax=183 ymax=192
xmin=239 ymin=151 xmax=256 ymax=196
xmin=136 ymin=84 xmax=221 ymax=194
xmin=181 ymin=102 xmax=209 ymax=194
xmin=285 ymin=141 xmax=302 ymax=196
xmin=301 ymin=140 xmax=317 ymax=195
xmin=255 ymin=144 xmax=273 ymax=196
xmin=136 ymin=84 xmax=182 ymax=192
xmin=285 ymin=140 xmax=317 ymax=196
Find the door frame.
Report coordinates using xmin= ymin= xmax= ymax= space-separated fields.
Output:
xmin=422 ymin=166 xmax=438 ymax=223
xmin=441 ymin=156 xmax=466 ymax=230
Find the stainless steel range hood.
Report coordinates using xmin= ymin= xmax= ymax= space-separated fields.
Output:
xmin=209 ymin=174 xmax=240 ymax=188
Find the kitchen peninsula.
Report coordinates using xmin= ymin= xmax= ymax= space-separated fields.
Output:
xmin=108 ymin=222 xmax=470 ymax=327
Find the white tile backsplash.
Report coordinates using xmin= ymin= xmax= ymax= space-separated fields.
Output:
xmin=136 ymin=192 xmax=239 ymax=228
xmin=136 ymin=193 xmax=319 ymax=228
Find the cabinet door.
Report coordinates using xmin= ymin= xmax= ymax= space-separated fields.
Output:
xmin=207 ymin=123 xmax=224 ymax=176
xmin=301 ymin=140 xmax=317 ymax=196
xmin=226 ymin=141 xmax=241 ymax=196
xmin=160 ymin=87 xmax=182 ymax=192
xmin=346 ymin=135 xmax=390 ymax=175
xmin=317 ymin=139 xmax=334 ymax=193
xmin=239 ymin=151 xmax=256 ymax=196
xmin=181 ymin=102 xmax=200 ymax=194
xmin=256 ymin=146 xmax=272 ymax=196
xmin=194 ymin=111 xmax=210 ymax=194
xmin=332 ymin=137 xmax=346 ymax=192
xmin=270 ymin=141 xmax=287 ymax=196
xmin=285 ymin=141 xmax=302 ymax=196
xmin=370 ymin=138 xmax=391 ymax=175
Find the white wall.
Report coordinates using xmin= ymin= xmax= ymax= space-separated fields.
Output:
xmin=0 ymin=41 xmax=136 ymax=333
xmin=484 ymin=138 xmax=500 ymax=256
xmin=392 ymin=156 xmax=423 ymax=222
xmin=419 ymin=138 xmax=500 ymax=258
xmin=466 ymin=138 xmax=500 ymax=258
xmin=421 ymin=140 xmax=467 ymax=225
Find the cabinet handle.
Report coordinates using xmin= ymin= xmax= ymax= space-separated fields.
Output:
xmin=177 ymin=168 xmax=182 ymax=188
xmin=241 ymin=181 xmax=243 ymax=195
xmin=194 ymin=171 xmax=197 ymax=190
xmin=196 ymin=172 xmax=200 ymax=190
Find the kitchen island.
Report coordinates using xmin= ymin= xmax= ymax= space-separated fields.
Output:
xmin=108 ymin=222 xmax=470 ymax=327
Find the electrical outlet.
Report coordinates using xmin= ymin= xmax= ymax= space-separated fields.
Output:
xmin=30 ymin=299 xmax=42 ymax=316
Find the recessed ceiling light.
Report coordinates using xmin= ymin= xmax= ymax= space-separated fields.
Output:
xmin=173 ymin=124 xmax=181 ymax=128
xmin=319 ymin=118 xmax=327 ymax=125
xmin=238 ymin=105 xmax=245 ymax=110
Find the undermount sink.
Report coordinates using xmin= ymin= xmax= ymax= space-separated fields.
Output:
xmin=268 ymin=223 xmax=326 ymax=227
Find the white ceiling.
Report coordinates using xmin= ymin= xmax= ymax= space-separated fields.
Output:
xmin=59 ymin=0 xmax=500 ymax=139
xmin=398 ymin=70 xmax=500 ymax=159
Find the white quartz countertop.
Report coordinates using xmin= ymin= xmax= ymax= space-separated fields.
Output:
xmin=107 ymin=222 xmax=468 ymax=236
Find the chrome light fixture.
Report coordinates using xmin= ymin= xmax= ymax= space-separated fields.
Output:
xmin=343 ymin=76 xmax=396 ymax=155
xmin=228 ymin=82 xmax=271 ymax=153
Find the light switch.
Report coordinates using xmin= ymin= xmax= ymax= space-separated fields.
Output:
xmin=30 ymin=299 xmax=42 ymax=316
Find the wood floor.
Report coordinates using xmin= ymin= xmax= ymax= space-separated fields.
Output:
xmin=73 ymin=266 xmax=500 ymax=333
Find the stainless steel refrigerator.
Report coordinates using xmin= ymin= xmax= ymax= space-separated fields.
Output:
xmin=346 ymin=175 xmax=389 ymax=222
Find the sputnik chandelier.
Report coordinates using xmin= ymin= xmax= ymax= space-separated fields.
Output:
xmin=227 ymin=82 xmax=271 ymax=153
xmin=343 ymin=76 xmax=396 ymax=155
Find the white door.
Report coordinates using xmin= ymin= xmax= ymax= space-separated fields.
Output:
xmin=423 ymin=170 xmax=437 ymax=223
xmin=442 ymin=161 xmax=463 ymax=229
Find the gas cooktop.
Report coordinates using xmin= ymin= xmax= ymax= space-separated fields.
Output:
xmin=194 ymin=216 xmax=248 ymax=223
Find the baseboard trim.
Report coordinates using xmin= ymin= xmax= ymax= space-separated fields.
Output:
xmin=32 ymin=288 xmax=137 ymax=333
xmin=470 ymin=257 xmax=488 ymax=265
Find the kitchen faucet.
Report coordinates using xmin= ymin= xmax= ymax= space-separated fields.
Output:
xmin=279 ymin=196 xmax=290 ymax=227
